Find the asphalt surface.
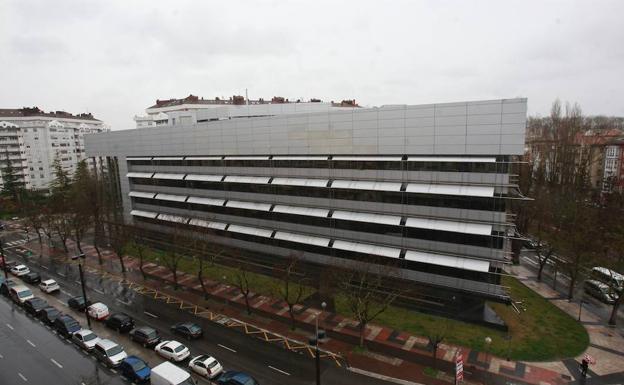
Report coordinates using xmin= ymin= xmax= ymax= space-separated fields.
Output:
xmin=0 ymin=294 xmax=126 ymax=385
xmin=0 ymin=228 xmax=394 ymax=385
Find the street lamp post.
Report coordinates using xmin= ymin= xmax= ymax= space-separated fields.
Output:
xmin=72 ymin=253 xmax=91 ymax=329
xmin=222 ymin=275 xmax=228 ymax=310
xmin=0 ymin=236 xmax=8 ymax=280
xmin=578 ymin=298 xmax=585 ymax=322
xmin=484 ymin=336 xmax=492 ymax=385
xmin=315 ymin=301 xmax=327 ymax=385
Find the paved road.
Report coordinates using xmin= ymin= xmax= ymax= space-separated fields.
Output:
xmin=0 ymin=294 xmax=126 ymax=385
xmin=520 ymin=249 xmax=624 ymax=326
xmin=0 ymin=229 xmax=394 ymax=385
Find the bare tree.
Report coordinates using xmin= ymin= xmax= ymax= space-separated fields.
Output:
xmin=231 ymin=259 xmax=254 ymax=315
xmin=128 ymin=226 xmax=148 ymax=279
xmin=109 ymin=222 xmax=129 ymax=273
xmin=335 ymin=257 xmax=405 ymax=348
xmin=160 ymin=223 xmax=187 ymax=289
xmin=53 ymin=214 xmax=72 ymax=253
xmin=273 ymin=255 xmax=313 ymax=330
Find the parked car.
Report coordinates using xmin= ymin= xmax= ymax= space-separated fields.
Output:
xmin=0 ymin=222 xmax=5 ymax=230
xmin=129 ymin=326 xmax=162 ymax=348
xmin=23 ymin=297 xmax=49 ymax=316
xmin=151 ymin=361 xmax=196 ymax=385
xmin=216 ymin=371 xmax=260 ymax=385
xmin=72 ymin=329 xmax=101 ymax=351
xmin=54 ymin=314 xmax=81 ymax=337
xmin=87 ymin=302 xmax=110 ymax=320
xmin=0 ymin=258 xmax=17 ymax=270
xmin=0 ymin=278 xmax=17 ymax=295
xmin=68 ymin=296 xmax=91 ymax=311
xmin=39 ymin=306 xmax=61 ymax=325
xmin=22 ymin=272 xmax=41 ymax=284
xmin=155 ymin=340 xmax=190 ymax=362
xmin=93 ymin=339 xmax=128 ymax=367
xmin=584 ymin=279 xmax=617 ymax=304
xmin=105 ymin=313 xmax=135 ymax=333
xmin=171 ymin=322 xmax=203 ymax=340
xmin=10 ymin=285 xmax=34 ymax=304
xmin=188 ymin=355 xmax=223 ymax=379
xmin=39 ymin=279 xmax=60 ymax=294
xmin=10 ymin=264 xmax=30 ymax=277
xmin=591 ymin=267 xmax=624 ymax=295
xmin=119 ymin=355 xmax=151 ymax=383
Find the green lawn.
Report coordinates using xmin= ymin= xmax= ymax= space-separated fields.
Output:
xmin=125 ymin=244 xmax=588 ymax=361
xmin=336 ymin=275 xmax=589 ymax=361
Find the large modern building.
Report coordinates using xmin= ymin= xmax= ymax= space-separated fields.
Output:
xmin=86 ymin=97 xmax=527 ymax=323
xmin=0 ymin=107 xmax=106 ymax=190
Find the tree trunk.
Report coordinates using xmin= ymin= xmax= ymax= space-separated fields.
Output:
xmin=37 ymin=233 xmax=43 ymax=258
xmin=537 ymin=261 xmax=546 ymax=282
xmin=118 ymin=253 xmax=126 ymax=273
xmin=138 ymin=252 xmax=145 ymax=279
xmin=75 ymin=230 xmax=83 ymax=254
xmin=568 ymin=275 xmax=577 ymax=300
xmin=288 ymin=304 xmax=296 ymax=330
xmin=609 ymin=295 xmax=622 ymax=326
xmin=359 ymin=322 xmax=366 ymax=348
xmin=432 ymin=346 xmax=438 ymax=369
xmin=244 ymin=293 xmax=252 ymax=315
xmin=172 ymin=268 xmax=178 ymax=290
xmin=198 ymin=259 xmax=208 ymax=299
xmin=93 ymin=223 xmax=103 ymax=264
xmin=60 ymin=236 xmax=69 ymax=253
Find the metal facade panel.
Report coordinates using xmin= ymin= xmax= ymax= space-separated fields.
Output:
xmin=404 ymin=250 xmax=490 ymax=272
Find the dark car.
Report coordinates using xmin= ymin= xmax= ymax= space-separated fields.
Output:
xmin=105 ymin=313 xmax=135 ymax=333
xmin=171 ymin=322 xmax=203 ymax=340
xmin=1 ymin=278 xmax=18 ymax=295
xmin=129 ymin=326 xmax=161 ymax=348
xmin=39 ymin=306 xmax=62 ymax=325
xmin=54 ymin=314 xmax=81 ymax=338
xmin=119 ymin=355 xmax=151 ymax=383
xmin=217 ymin=371 xmax=260 ymax=385
xmin=24 ymin=297 xmax=49 ymax=316
xmin=68 ymin=296 xmax=91 ymax=311
xmin=22 ymin=272 xmax=41 ymax=284
xmin=0 ymin=222 xmax=5 ymax=230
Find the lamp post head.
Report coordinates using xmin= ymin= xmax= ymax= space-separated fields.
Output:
xmin=485 ymin=336 xmax=492 ymax=345
xmin=321 ymin=301 xmax=326 ymax=310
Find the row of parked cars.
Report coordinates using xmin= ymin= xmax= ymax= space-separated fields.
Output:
xmin=0 ymin=260 xmax=259 ymax=385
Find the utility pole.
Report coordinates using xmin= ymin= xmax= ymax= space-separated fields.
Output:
xmin=72 ymin=253 xmax=91 ymax=329
xmin=314 ymin=302 xmax=327 ymax=385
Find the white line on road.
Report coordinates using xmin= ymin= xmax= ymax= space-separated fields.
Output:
xmin=57 ymin=272 xmax=66 ymax=277
xmin=268 ymin=365 xmax=291 ymax=376
xmin=93 ymin=288 xmax=104 ymax=295
xmin=56 ymin=299 xmax=67 ymax=306
xmin=18 ymin=372 xmax=27 ymax=382
xmin=61 ymin=290 xmax=73 ymax=296
xmin=116 ymin=299 xmax=131 ymax=306
xmin=26 ymin=340 xmax=36 ymax=347
xmin=50 ymin=358 xmax=63 ymax=368
xmin=0 ymin=353 xmax=3 ymax=359
xmin=217 ymin=344 xmax=237 ymax=353
xmin=6 ymin=323 xmax=14 ymax=330
xmin=75 ymin=280 xmax=81 ymax=285
xmin=144 ymin=311 xmax=158 ymax=318
xmin=41 ymin=265 xmax=49 ymax=270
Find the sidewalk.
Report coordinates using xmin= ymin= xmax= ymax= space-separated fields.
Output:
xmin=507 ymin=263 xmax=624 ymax=384
xmin=20 ymin=237 xmax=570 ymax=385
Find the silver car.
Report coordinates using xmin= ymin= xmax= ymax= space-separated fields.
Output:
xmin=72 ymin=329 xmax=101 ymax=351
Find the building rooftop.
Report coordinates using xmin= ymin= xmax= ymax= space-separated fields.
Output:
xmin=148 ymin=94 xmax=358 ymax=109
xmin=0 ymin=107 xmax=100 ymax=121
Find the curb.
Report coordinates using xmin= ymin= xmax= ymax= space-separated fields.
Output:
xmin=347 ymin=366 xmax=426 ymax=385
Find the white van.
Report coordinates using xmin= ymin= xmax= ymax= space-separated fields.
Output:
xmin=87 ymin=302 xmax=110 ymax=321
xmin=151 ymin=361 xmax=196 ymax=385
xmin=10 ymin=285 xmax=34 ymax=304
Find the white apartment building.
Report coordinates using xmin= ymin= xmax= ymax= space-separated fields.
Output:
xmin=0 ymin=107 xmax=106 ymax=190
xmin=134 ymin=94 xmax=359 ymax=128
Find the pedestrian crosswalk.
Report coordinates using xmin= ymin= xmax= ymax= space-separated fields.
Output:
xmin=3 ymin=239 xmax=28 ymax=248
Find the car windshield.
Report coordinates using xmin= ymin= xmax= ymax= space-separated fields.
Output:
xmin=174 ymin=345 xmax=186 ymax=353
xmin=178 ymin=378 xmax=196 ymax=385
xmin=207 ymin=360 xmax=219 ymax=369
xmin=83 ymin=333 xmax=97 ymax=341
xmin=67 ymin=321 xmax=80 ymax=330
xmin=189 ymin=325 xmax=201 ymax=332
xmin=146 ymin=330 xmax=158 ymax=338
xmin=47 ymin=309 xmax=60 ymax=316
xmin=131 ymin=360 xmax=146 ymax=371
xmin=18 ymin=290 xmax=32 ymax=298
xmin=106 ymin=345 xmax=123 ymax=356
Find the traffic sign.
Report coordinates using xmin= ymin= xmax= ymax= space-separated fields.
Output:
xmin=456 ymin=350 xmax=464 ymax=383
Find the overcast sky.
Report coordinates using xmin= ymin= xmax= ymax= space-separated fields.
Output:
xmin=1 ymin=1 xmax=623 ymax=130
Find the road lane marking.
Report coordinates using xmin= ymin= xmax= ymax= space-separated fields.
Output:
xmin=6 ymin=323 xmax=14 ymax=330
xmin=218 ymin=344 xmax=237 ymax=353
xmin=268 ymin=365 xmax=290 ymax=376
xmin=56 ymin=299 xmax=67 ymax=306
xmin=26 ymin=340 xmax=36 ymax=347
xmin=18 ymin=372 xmax=27 ymax=382
xmin=116 ymin=299 xmax=131 ymax=306
xmin=0 ymin=353 xmax=3 ymax=358
xmin=61 ymin=290 xmax=73 ymax=296
xmin=50 ymin=358 xmax=63 ymax=368
xmin=57 ymin=272 xmax=66 ymax=277
xmin=93 ymin=288 xmax=104 ymax=295
xmin=41 ymin=265 xmax=49 ymax=270
xmin=144 ymin=311 xmax=158 ymax=318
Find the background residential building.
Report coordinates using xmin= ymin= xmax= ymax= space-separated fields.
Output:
xmin=0 ymin=107 xmax=107 ymax=190
xmin=86 ymin=97 xmax=527 ymax=325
